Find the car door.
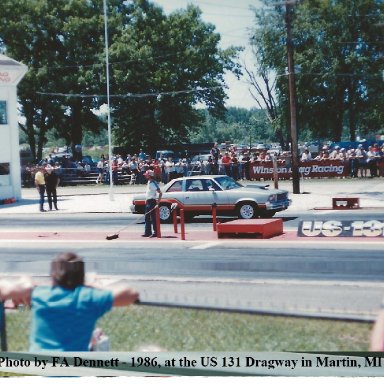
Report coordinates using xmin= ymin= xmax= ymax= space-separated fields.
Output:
xmin=179 ymin=178 xmax=228 ymax=212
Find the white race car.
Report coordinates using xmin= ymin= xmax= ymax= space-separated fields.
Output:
xmin=130 ymin=175 xmax=291 ymax=223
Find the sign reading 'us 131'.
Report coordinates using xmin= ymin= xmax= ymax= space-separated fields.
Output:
xmin=298 ymin=220 xmax=384 ymax=237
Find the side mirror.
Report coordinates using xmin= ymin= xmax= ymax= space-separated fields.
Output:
xmin=208 ymin=187 xmax=215 ymax=192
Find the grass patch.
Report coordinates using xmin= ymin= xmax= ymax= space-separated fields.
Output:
xmin=5 ymin=306 xmax=372 ymax=351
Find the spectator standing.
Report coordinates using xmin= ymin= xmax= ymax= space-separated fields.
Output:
xmin=104 ymin=161 xmax=110 ymax=184
xmin=206 ymin=156 xmax=213 ymax=175
xmin=301 ymin=149 xmax=312 ymax=162
xmin=165 ymin=158 xmax=175 ymax=182
xmin=181 ymin=159 xmax=189 ymax=176
xmin=221 ymin=152 xmax=232 ymax=176
xmin=129 ymin=157 xmax=139 ymax=183
xmin=138 ymin=149 xmax=146 ymax=161
xmin=117 ymin=155 xmax=124 ymax=167
xmin=35 ymin=166 xmax=46 ymax=212
xmin=329 ymin=146 xmax=341 ymax=160
xmin=366 ymin=146 xmax=379 ymax=177
xmin=238 ymin=153 xmax=245 ymax=180
xmin=355 ymin=144 xmax=367 ymax=178
xmin=159 ymin=158 xmax=167 ymax=183
xmin=112 ymin=158 xmax=119 ymax=185
xmin=47 ymin=154 xmax=55 ymax=166
xmin=96 ymin=158 xmax=104 ymax=184
xmin=242 ymin=152 xmax=251 ymax=180
xmin=152 ymin=159 xmax=162 ymax=182
xmin=0 ymin=252 xmax=139 ymax=351
xmin=210 ymin=143 xmax=220 ymax=162
xmin=231 ymin=153 xmax=239 ymax=180
xmin=45 ymin=165 xmax=60 ymax=211
xmin=137 ymin=160 xmax=146 ymax=184
xmin=316 ymin=150 xmax=330 ymax=161
xmin=257 ymin=151 xmax=270 ymax=162
xmin=142 ymin=170 xmax=162 ymax=238
xmin=209 ymin=143 xmax=219 ymax=175
xmin=218 ymin=154 xmax=225 ymax=175
xmin=348 ymin=148 xmax=359 ymax=178
xmin=175 ymin=159 xmax=184 ymax=178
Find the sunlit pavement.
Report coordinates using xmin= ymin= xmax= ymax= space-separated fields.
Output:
xmin=0 ymin=228 xmax=382 ymax=243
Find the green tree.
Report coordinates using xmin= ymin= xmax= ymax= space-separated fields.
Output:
xmin=1 ymin=0 xmax=241 ymax=160
xmin=0 ymin=0 xmax=125 ymax=161
xmin=189 ymin=107 xmax=272 ymax=147
xmin=109 ymin=1 xmax=241 ymax=154
xmin=249 ymin=0 xmax=383 ymax=142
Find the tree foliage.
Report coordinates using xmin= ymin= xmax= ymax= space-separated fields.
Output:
xmin=249 ymin=0 xmax=384 ymax=142
xmin=189 ymin=107 xmax=272 ymax=146
xmin=109 ymin=1 xmax=241 ymax=154
xmin=0 ymin=0 xmax=118 ymax=160
xmin=0 ymin=0 xmax=241 ymax=161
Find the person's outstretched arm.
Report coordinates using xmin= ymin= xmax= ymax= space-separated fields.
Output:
xmin=109 ymin=283 xmax=139 ymax=307
xmin=0 ymin=277 xmax=34 ymax=307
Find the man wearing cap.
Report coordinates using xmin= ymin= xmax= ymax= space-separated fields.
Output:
xmin=34 ymin=165 xmax=46 ymax=212
xmin=143 ymin=170 xmax=162 ymax=238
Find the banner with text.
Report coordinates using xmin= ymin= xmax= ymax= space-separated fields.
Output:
xmin=298 ymin=220 xmax=384 ymax=237
xmin=250 ymin=160 xmax=349 ymax=180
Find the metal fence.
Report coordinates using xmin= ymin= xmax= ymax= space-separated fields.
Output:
xmin=1 ymin=298 xmax=373 ymax=352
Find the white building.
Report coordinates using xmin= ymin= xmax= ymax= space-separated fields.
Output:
xmin=0 ymin=54 xmax=27 ymax=201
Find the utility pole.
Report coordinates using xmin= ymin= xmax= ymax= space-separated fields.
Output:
xmin=103 ymin=0 xmax=114 ymax=200
xmin=285 ymin=1 xmax=300 ymax=194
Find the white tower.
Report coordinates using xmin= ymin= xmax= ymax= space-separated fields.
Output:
xmin=0 ymin=54 xmax=28 ymax=201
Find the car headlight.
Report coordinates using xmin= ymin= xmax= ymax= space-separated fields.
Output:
xmin=268 ymin=194 xmax=277 ymax=202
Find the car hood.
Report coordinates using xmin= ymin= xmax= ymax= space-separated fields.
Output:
xmin=243 ymin=183 xmax=270 ymax=190
xmin=241 ymin=185 xmax=289 ymax=195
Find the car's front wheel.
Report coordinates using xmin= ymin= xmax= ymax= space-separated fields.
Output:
xmin=237 ymin=202 xmax=257 ymax=219
xmin=158 ymin=204 xmax=172 ymax=223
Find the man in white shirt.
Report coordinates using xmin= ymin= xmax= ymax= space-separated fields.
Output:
xmin=143 ymin=170 xmax=162 ymax=238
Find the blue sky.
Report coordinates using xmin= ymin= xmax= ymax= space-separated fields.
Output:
xmin=153 ymin=0 xmax=262 ymax=109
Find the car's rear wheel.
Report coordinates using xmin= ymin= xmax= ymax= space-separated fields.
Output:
xmin=158 ymin=204 xmax=172 ymax=223
xmin=237 ymin=202 xmax=257 ymax=219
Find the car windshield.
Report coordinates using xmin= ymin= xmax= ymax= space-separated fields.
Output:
xmin=214 ymin=176 xmax=243 ymax=190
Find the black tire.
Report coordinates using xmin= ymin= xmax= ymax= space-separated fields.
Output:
xmin=158 ymin=203 xmax=172 ymax=223
xmin=237 ymin=202 xmax=257 ymax=219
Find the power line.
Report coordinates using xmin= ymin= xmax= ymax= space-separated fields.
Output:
xmin=30 ymin=53 xmax=181 ymax=71
xmin=36 ymin=85 xmax=222 ymax=99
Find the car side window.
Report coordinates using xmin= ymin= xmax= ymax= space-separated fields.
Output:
xmin=203 ymin=179 xmax=221 ymax=191
xmin=186 ymin=179 xmax=204 ymax=192
xmin=166 ymin=180 xmax=183 ymax=192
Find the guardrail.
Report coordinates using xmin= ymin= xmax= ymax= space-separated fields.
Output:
xmin=21 ymin=168 xmax=134 ymax=187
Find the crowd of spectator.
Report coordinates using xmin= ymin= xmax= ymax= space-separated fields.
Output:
xmin=21 ymin=142 xmax=384 ymax=187
xmin=302 ymin=143 xmax=384 ymax=178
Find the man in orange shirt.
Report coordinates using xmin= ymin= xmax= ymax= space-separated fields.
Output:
xmin=221 ymin=152 xmax=232 ymax=177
